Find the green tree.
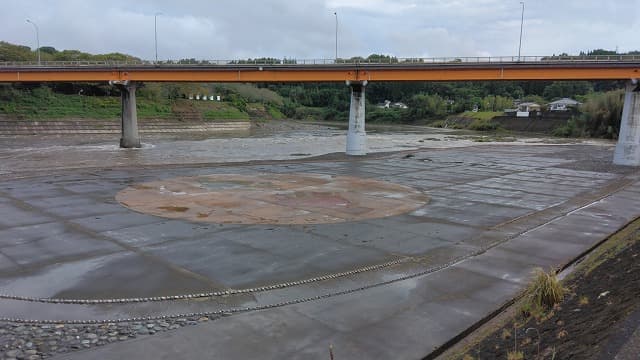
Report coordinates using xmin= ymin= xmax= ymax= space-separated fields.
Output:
xmin=0 ymin=41 xmax=33 ymax=61
xmin=543 ymin=81 xmax=593 ymax=100
xmin=407 ymin=94 xmax=448 ymax=120
xmin=580 ymin=90 xmax=624 ymax=138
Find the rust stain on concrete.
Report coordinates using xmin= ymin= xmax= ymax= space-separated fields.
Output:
xmin=116 ymin=173 xmax=429 ymax=224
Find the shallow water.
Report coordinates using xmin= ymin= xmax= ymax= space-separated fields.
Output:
xmin=0 ymin=122 xmax=599 ymax=176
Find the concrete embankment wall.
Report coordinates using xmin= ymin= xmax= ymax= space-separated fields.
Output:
xmin=0 ymin=118 xmax=251 ymax=135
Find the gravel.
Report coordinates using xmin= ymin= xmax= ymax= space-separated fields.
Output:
xmin=0 ymin=315 xmax=221 ymax=359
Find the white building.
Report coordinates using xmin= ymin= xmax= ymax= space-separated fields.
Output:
xmin=548 ymin=98 xmax=581 ymax=111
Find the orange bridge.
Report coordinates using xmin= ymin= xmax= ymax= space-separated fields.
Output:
xmin=1 ymin=56 xmax=639 ymax=165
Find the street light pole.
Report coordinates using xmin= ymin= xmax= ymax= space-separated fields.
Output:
xmin=334 ymin=12 xmax=338 ymax=61
xmin=26 ymin=19 xmax=40 ymax=65
xmin=518 ymin=2 xmax=525 ymax=61
xmin=154 ymin=12 xmax=162 ymax=64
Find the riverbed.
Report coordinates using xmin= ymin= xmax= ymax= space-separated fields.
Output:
xmin=0 ymin=120 xmax=610 ymax=177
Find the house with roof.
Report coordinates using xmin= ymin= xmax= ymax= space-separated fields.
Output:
xmin=548 ymin=98 xmax=581 ymax=111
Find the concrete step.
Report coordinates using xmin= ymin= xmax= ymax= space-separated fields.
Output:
xmin=0 ymin=120 xmax=251 ymax=135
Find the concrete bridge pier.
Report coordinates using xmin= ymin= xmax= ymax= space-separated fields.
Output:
xmin=111 ymin=81 xmax=141 ymax=149
xmin=346 ymin=80 xmax=368 ymax=155
xmin=614 ymin=79 xmax=640 ymax=166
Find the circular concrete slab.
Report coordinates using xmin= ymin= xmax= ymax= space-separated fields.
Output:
xmin=116 ymin=173 xmax=429 ymax=224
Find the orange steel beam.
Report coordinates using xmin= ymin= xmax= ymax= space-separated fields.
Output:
xmin=0 ymin=65 xmax=639 ymax=83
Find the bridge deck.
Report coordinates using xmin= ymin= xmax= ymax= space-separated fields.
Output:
xmin=1 ymin=58 xmax=639 ymax=82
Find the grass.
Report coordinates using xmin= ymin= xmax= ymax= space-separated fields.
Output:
xmin=467 ymin=118 xmax=502 ymax=131
xmin=190 ymin=101 xmax=250 ymax=120
xmin=506 ymin=351 xmax=524 ymax=360
xmin=447 ymin=217 xmax=640 ymax=360
xmin=0 ymin=91 xmax=173 ymax=119
xmin=460 ymin=111 xmax=503 ymax=121
xmin=570 ymin=218 xmax=640 ymax=277
xmin=528 ymin=268 xmax=565 ymax=309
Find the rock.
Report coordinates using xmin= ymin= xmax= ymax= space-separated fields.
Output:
xmin=86 ymin=333 xmax=98 ymax=339
xmin=198 ymin=317 xmax=209 ymax=322
xmin=6 ymin=349 xmax=22 ymax=358
xmin=118 ymin=336 xmax=129 ymax=341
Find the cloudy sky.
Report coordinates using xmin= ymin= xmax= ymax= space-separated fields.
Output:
xmin=1 ymin=0 xmax=638 ymax=61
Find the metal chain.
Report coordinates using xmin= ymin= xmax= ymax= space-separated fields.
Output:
xmin=0 ymin=247 xmax=482 ymax=325
xmin=0 ymin=257 xmax=411 ymax=304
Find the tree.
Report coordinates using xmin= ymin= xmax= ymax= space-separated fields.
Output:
xmin=543 ymin=81 xmax=593 ymax=100
xmin=407 ymin=94 xmax=448 ymax=120
xmin=0 ymin=41 xmax=32 ymax=61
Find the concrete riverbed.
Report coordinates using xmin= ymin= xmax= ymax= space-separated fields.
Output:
xmin=0 ymin=126 xmax=638 ymax=359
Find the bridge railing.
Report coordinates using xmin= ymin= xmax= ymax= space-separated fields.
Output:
xmin=1 ymin=55 xmax=640 ymax=67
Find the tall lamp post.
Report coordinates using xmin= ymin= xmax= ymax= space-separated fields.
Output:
xmin=334 ymin=12 xmax=338 ymax=61
xmin=518 ymin=1 xmax=525 ymax=61
xmin=26 ymin=19 xmax=40 ymax=65
xmin=154 ymin=12 xmax=162 ymax=63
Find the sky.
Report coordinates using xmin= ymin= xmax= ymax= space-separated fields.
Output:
xmin=1 ymin=0 xmax=639 ymax=61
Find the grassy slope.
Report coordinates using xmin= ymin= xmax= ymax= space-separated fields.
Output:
xmin=0 ymin=93 xmax=256 ymax=121
xmin=0 ymin=92 xmax=172 ymax=119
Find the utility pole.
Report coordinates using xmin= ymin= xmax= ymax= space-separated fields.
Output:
xmin=334 ymin=12 xmax=338 ymax=61
xmin=155 ymin=12 xmax=162 ymax=63
xmin=518 ymin=2 xmax=525 ymax=61
xmin=26 ymin=19 xmax=40 ymax=65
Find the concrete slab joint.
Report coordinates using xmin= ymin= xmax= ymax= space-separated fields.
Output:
xmin=111 ymin=80 xmax=141 ymax=149
xmin=614 ymin=79 xmax=640 ymax=166
xmin=346 ymin=80 xmax=368 ymax=156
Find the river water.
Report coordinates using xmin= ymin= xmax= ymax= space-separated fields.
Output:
xmin=0 ymin=122 xmax=605 ymax=177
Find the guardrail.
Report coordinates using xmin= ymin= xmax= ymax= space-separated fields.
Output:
xmin=1 ymin=55 xmax=640 ymax=67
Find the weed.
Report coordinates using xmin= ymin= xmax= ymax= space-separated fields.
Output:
xmin=528 ymin=268 xmax=564 ymax=309
xmin=557 ymin=330 xmax=568 ymax=340
xmin=506 ymin=351 xmax=524 ymax=360
xmin=578 ymin=296 xmax=589 ymax=306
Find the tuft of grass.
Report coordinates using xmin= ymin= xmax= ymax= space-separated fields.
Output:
xmin=529 ymin=268 xmax=565 ymax=309
xmin=578 ymin=295 xmax=589 ymax=306
xmin=507 ymin=351 xmax=524 ymax=360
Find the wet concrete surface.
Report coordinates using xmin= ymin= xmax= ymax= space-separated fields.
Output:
xmin=1 ymin=133 xmax=639 ymax=359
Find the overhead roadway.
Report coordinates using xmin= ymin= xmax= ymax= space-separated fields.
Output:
xmin=1 ymin=57 xmax=639 ymax=165
xmin=0 ymin=60 xmax=639 ymax=83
